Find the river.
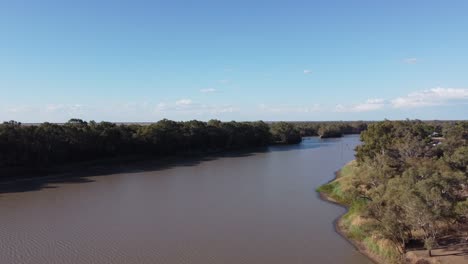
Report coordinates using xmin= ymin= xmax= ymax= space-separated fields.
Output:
xmin=0 ymin=135 xmax=372 ymax=264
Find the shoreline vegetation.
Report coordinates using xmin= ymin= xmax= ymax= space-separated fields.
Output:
xmin=0 ymin=119 xmax=368 ymax=178
xmin=318 ymin=162 xmax=400 ymax=264
xmin=318 ymin=120 xmax=468 ymax=264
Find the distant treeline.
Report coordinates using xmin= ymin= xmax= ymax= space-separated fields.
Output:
xmin=0 ymin=119 xmax=373 ymax=171
xmin=0 ymin=119 xmax=268 ymax=169
xmin=293 ymin=120 xmax=460 ymax=139
xmin=291 ymin=121 xmax=369 ymax=138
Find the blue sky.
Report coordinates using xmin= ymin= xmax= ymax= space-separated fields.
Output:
xmin=1 ymin=0 xmax=467 ymax=122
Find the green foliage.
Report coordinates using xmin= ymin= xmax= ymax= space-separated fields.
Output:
xmin=346 ymin=221 xmax=367 ymax=241
xmin=0 ymin=119 xmax=275 ymax=171
xmin=319 ymin=120 xmax=468 ymax=261
xmin=270 ymin=122 xmax=302 ymax=144
xmin=290 ymin=121 xmax=368 ymax=137
xmin=454 ymin=199 xmax=468 ymax=220
xmin=318 ymin=125 xmax=343 ymax=138
xmin=317 ymin=162 xmax=363 ymax=205
xmin=316 ymin=181 xmax=344 ymax=201
xmin=445 ymin=146 xmax=468 ymax=171
xmin=362 ymin=237 xmax=401 ymax=263
xmin=0 ymin=119 xmax=372 ymax=171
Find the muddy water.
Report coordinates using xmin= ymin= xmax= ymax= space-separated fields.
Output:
xmin=0 ymin=136 xmax=372 ymax=264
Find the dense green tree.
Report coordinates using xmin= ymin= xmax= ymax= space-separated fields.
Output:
xmin=270 ymin=122 xmax=302 ymax=144
xmin=317 ymin=125 xmax=343 ymax=138
xmin=349 ymin=120 xmax=468 ymax=258
xmin=0 ymin=119 xmax=291 ymax=172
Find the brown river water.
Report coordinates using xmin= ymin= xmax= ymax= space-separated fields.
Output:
xmin=0 ymin=135 xmax=373 ymax=264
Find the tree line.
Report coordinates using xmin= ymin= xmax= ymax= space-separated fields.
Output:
xmin=0 ymin=119 xmax=371 ymax=173
xmin=0 ymin=119 xmax=270 ymax=170
xmin=292 ymin=121 xmax=369 ymax=138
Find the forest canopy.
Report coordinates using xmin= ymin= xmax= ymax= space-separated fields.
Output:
xmin=0 ymin=119 xmax=366 ymax=171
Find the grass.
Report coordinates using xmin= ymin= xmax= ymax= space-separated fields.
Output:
xmin=363 ymin=237 xmax=402 ymax=263
xmin=316 ymin=180 xmax=346 ymax=202
xmin=316 ymin=160 xmax=358 ymax=205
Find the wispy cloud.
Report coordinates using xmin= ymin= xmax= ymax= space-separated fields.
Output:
xmin=5 ymin=105 xmax=35 ymax=114
xmin=200 ymin=88 xmax=217 ymax=93
xmin=156 ymin=99 xmax=238 ymax=115
xmin=403 ymin=58 xmax=418 ymax=64
xmin=156 ymin=102 xmax=168 ymax=111
xmin=3 ymin=87 xmax=467 ymax=122
xmin=334 ymin=88 xmax=468 ymax=112
xmin=391 ymin=88 xmax=468 ymax=108
xmin=0 ymin=99 xmax=240 ymax=122
xmin=1 ymin=104 xmax=90 ymax=123
xmin=217 ymin=79 xmax=230 ymax=84
xmin=13 ymin=103 xmax=88 ymax=116
xmin=45 ymin=104 xmax=85 ymax=114
xmin=175 ymin=99 xmax=193 ymax=106
xmin=335 ymin=98 xmax=385 ymax=112
xmin=303 ymin=69 xmax=312 ymax=74
xmin=259 ymin=104 xmax=321 ymax=113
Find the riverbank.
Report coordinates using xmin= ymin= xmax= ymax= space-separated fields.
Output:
xmin=321 ymin=199 xmax=385 ymax=264
xmin=317 ymin=162 xmax=390 ymax=264
xmin=317 ymin=161 xmax=468 ymax=264
xmin=318 ymin=194 xmax=380 ymax=264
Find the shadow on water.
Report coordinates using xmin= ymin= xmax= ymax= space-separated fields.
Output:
xmin=0 ymin=151 xmax=256 ymax=195
xmin=0 ymin=136 xmax=354 ymax=196
xmin=268 ymin=137 xmax=335 ymax=152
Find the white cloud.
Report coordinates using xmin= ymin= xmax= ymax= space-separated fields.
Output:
xmin=303 ymin=69 xmax=312 ymax=74
xmin=5 ymin=105 xmax=34 ymax=113
xmin=155 ymin=99 xmax=238 ymax=116
xmin=45 ymin=104 xmax=84 ymax=114
xmin=156 ymin=103 xmax=168 ymax=111
xmin=1 ymin=104 xmax=90 ymax=123
xmin=334 ymin=87 xmax=468 ymax=112
xmin=404 ymin=58 xmax=418 ymax=64
xmin=335 ymin=98 xmax=385 ymax=112
xmin=198 ymin=104 xmax=237 ymax=114
xmin=391 ymin=88 xmax=468 ymax=108
xmin=217 ymin=79 xmax=230 ymax=84
xmin=0 ymin=99 xmax=241 ymax=122
xmin=3 ymin=87 xmax=467 ymax=122
xmin=259 ymin=104 xmax=321 ymax=113
xmin=175 ymin=99 xmax=192 ymax=106
xmin=200 ymin=88 xmax=217 ymax=93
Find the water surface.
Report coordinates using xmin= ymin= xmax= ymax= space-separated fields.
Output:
xmin=0 ymin=135 xmax=372 ymax=264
